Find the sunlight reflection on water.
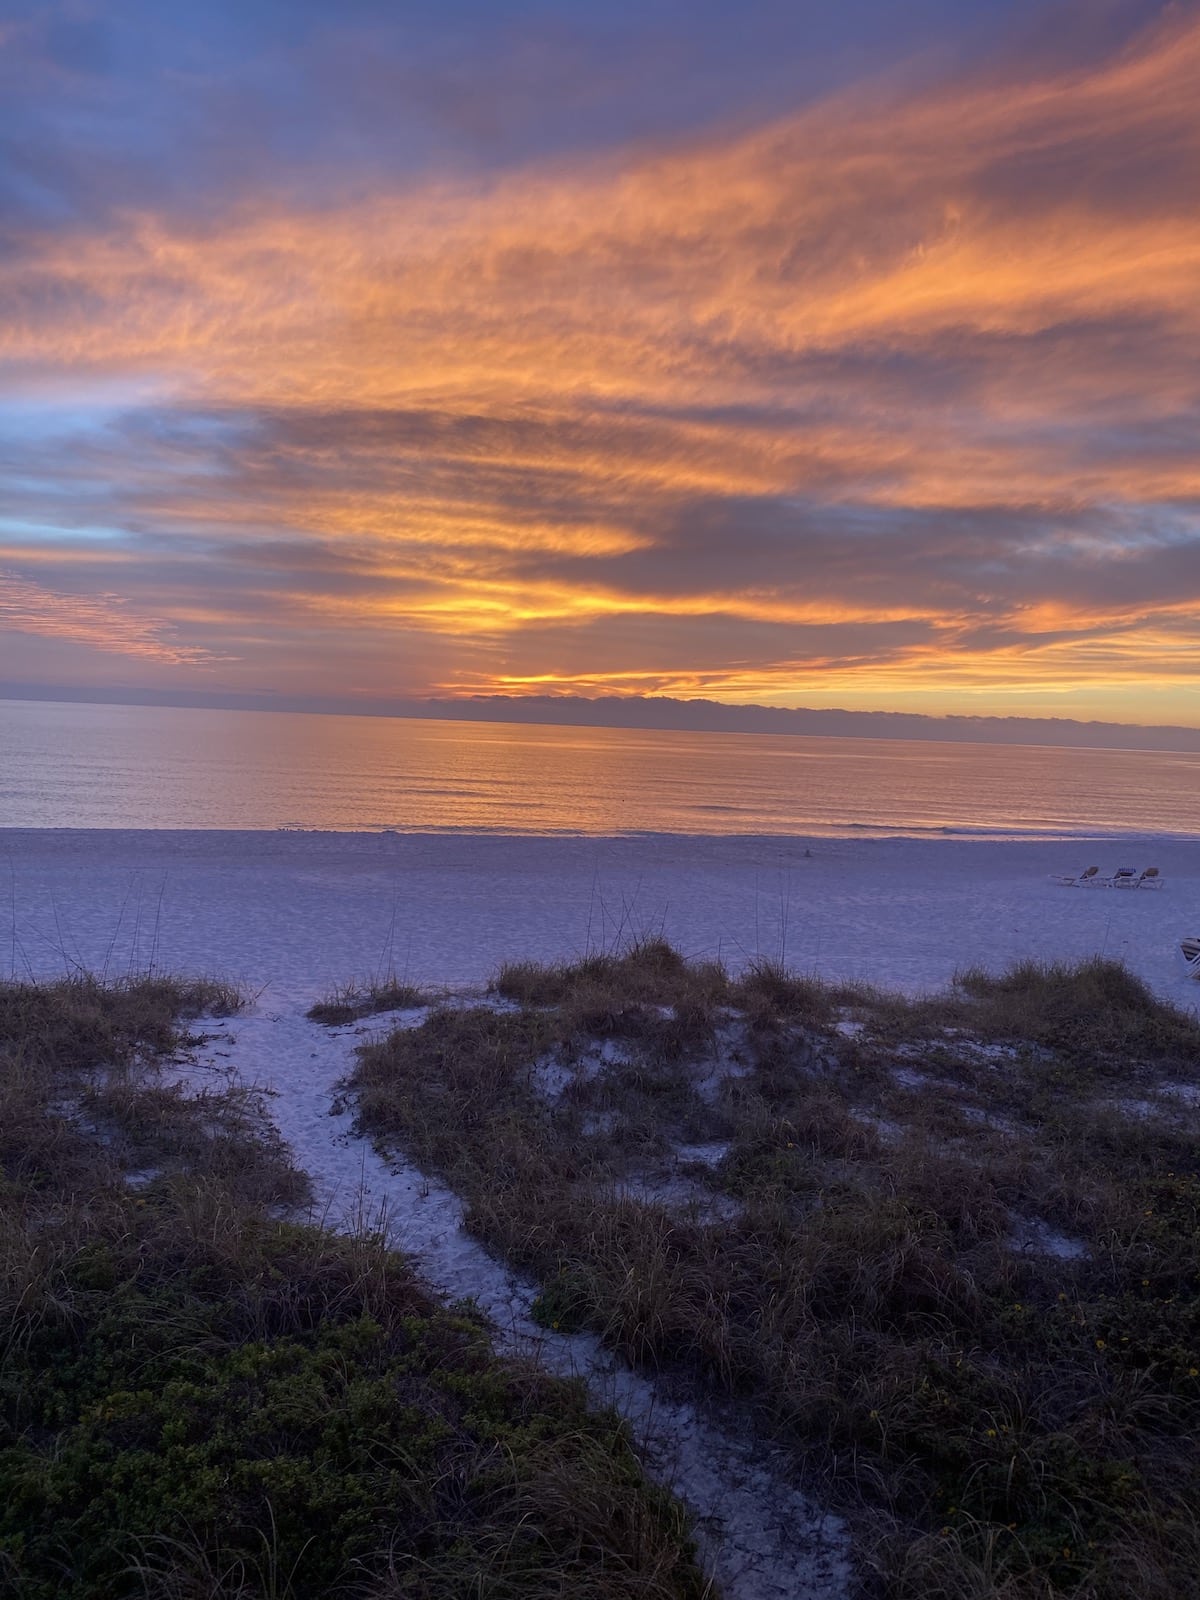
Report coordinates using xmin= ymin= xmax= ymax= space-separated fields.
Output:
xmin=3 ymin=699 xmax=1197 ymax=836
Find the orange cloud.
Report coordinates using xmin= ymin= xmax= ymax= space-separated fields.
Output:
xmin=6 ymin=13 xmax=1198 ymax=400
xmin=1 ymin=11 xmax=1199 ymax=718
xmin=0 ymin=570 xmax=230 ymax=666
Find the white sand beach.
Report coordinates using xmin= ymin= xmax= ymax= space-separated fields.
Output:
xmin=6 ymin=829 xmax=1198 ymax=1006
xmin=6 ymin=827 xmax=1198 ymax=1600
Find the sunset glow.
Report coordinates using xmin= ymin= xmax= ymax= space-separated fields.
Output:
xmin=2 ymin=2 xmax=1199 ymax=725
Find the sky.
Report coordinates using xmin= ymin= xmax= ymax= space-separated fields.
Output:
xmin=1 ymin=0 xmax=1199 ymax=727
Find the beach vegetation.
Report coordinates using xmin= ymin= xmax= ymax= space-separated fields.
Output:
xmin=352 ymin=944 xmax=1200 ymax=1600
xmin=307 ymin=975 xmax=427 ymax=1026
xmin=0 ymin=973 xmax=707 ymax=1600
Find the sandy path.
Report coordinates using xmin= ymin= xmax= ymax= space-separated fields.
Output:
xmin=173 ymin=998 xmax=852 ymax=1600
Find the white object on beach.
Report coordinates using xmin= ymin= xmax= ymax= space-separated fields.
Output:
xmin=7 ymin=829 xmax=1197 ymax=1007
xmin=1050 ymin=865 xmax=1101 ymax=886
xmin=1114 ymin=866 xmax=1162 ymax=889
xmin=1051 ymin=864 xmax=1163 ymax=889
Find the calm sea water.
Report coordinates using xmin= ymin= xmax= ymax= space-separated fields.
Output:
xmin=3 ymin=698 xmax=1198 ymax=837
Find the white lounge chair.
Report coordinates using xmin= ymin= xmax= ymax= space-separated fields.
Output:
xmin=1105 ymin=865 xmax=1162 ymax=889
xmin=1050 ymin=865 xmax=1101 ymax=887
xmin=1052 ymin=864 xmax=1163 ymax=889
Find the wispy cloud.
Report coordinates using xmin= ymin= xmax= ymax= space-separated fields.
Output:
xmin=0 ymin=6 xmax=1198 ymax=718
xmin=0 ymin=570 xmax=231 ymax=665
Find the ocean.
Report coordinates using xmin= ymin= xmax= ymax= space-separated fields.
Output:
xmin=3 ymin=697 xmax=1199 ymax=837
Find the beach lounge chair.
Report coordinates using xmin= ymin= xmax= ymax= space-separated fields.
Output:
xmin=1101 ymin=866 xmax=1161 ymax=889
xmin=1050 ymin=865 xmax=1100 ymax=886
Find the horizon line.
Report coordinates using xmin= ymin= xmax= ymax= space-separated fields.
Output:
xmin=4 ymin=685 xmax=1200 ymax=755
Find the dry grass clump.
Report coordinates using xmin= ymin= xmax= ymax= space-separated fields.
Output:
xmin=864 ymin=957 xmax=1198 ymax=1079
xmin=730 ymin=957 xmax=834 ymax=1024
xmin=307 ymin=975 xmax=426 ymax=1025
xmin=956 ymin=957 xmax=1200 ymax=1078
xmin=352 ymin=943 xmax=1200 ymax=1600
xmin=0 ymin=974 xmax=707 ymax=1600
xmin=493 ymin=940 xmax=735 ymax=1078
xmin=493 ymin=937 xmax=706 ymax=1005
xmin=0 ymin=973 xmax=249 ymax=1200
xmin=0 ymin=970 xmax=238 ymax=1072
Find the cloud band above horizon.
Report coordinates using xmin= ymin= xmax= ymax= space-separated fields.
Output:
xmin=2 ymin=2 xmax=1199 ymax=725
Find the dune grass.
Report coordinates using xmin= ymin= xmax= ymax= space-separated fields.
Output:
xmin=0 ymin=972 xmax=707 ymax=1600
xmin=351 ymin=940 xmax=1200 ymax=1600
xmin=306 ymin=975 xmax=427 ymax=1026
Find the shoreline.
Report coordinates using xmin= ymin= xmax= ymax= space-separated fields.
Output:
xmin=6 ymin=828 xmax=1200 ymax=844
